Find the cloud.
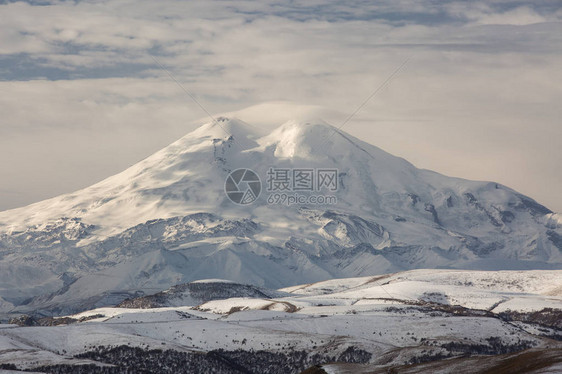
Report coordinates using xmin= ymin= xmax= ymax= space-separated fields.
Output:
xmin=0 ymin=0 xmax=561 ymax=212
xmin=472 ymin=7 xmax=548 ymax=25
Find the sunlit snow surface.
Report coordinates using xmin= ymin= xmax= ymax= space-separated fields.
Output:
xmin=0 ymin=270 xmax=560 ymax=371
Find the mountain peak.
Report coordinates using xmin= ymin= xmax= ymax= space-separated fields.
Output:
xmin=259 ymin=119 xmax=337 ymax=159
xmin=189 ymin=117 xmax=265 ymax=150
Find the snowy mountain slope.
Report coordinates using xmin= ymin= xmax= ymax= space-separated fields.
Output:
xmin=0 ymin=115 xmax=560 ymax=315
xmin=280 ymin=269 xmax=562 ymax=308
xmin=197 ymin=269 xmax=562 ymax=316
xmin=1 ymin=270 xmax=561 ymax=373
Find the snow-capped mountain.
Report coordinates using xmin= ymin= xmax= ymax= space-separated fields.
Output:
xmin=0 ymin=116 xmax=560 ymax=316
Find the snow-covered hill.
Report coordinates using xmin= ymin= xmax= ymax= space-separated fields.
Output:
xmin=0 ymin=116 xmax=560 ymax=315
xmin=117 ymin=279 xmax=288 ymax=309
xmin=1 ymin=270 xmax=561 ymax=373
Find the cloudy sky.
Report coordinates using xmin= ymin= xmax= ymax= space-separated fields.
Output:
xmin=1 ymin=0 xmax=561 ymax=212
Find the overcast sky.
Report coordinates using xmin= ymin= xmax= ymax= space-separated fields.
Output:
xmin=1 ymin=0 xmax=561 ymax=212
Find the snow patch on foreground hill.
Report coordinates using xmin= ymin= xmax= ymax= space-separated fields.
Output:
xmin=116 ymin=279 xmax=288 ymax=309
xmin=1 ymin=269 xmax=561 ymax=373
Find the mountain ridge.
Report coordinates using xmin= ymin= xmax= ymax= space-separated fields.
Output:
xmin=0 ymin=116 xmax=560 ymax=316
